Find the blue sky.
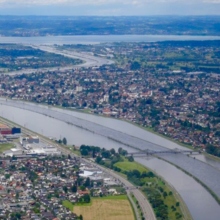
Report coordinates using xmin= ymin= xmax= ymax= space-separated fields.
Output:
xmin=0 ymin=0 xmax=219 ymax=15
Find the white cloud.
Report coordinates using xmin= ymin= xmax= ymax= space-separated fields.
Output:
xmin=0 ymin=0 xmax=206 ymax=7
xmin=0 ymin=0 xmax=219 ymax=15
xmin=203 ymin=0 xmax=220 ymax=3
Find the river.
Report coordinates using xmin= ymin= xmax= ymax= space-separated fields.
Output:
xmin=1 ymin=35 xmax=220 ymax=45
xmin=0 ymin=98 xmax=220 ymax=220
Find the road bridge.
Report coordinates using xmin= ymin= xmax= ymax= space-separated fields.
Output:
xmin=127 ymin=149 xmax=201 ymax=157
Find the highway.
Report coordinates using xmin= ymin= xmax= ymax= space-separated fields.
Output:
xmin=31 ymin=45 xmax=115 ymax=68
xmin=4 ymin=45 xmax=114 ymax=76
xmin=0 ymin=116 xmax=156 ymax=220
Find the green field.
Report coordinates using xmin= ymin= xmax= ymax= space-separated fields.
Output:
xmin=114 ymin=161 xmax=148 ymax=173
xmin=0 ymin=143 xmax=14 ymax=153
xmin=63 ymin=195 xmax=134 ymax=220
xmin=95 ymin=195 xmax=127 ymax=200
xmin=114 ymin=160 xmax=186 ymax=219
xmin=62 ymin=200 xmax=74 ymax=211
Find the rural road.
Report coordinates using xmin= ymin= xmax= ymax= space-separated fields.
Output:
xmin=0 ymin=116 xmax=156 ymax=220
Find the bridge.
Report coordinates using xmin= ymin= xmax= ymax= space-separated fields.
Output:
xmin=127 ymin=149 xmax=201 ymax=157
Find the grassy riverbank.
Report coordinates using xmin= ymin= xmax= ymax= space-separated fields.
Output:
xmin=157 ymin=156 xmax=220 ymax=205
xmin=113 ymin=158 xmax=190 ymax=220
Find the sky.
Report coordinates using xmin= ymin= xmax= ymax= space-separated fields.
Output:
xmin=0 ymin=0 xmax=219 ymax=15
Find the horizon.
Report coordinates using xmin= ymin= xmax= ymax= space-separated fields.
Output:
xmin=0 ymin=15 xmax=220 ymax=17
xmin=0 ymin=1 xmax=220 ymax=16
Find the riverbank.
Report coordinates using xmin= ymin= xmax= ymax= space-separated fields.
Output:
xmin=77 ymin=144 xmax=190 ymax=220
xmin=47 ymin=103 xmax=195 ymax=152
xmin=1 ymin=99 xmax=220 ymax=219
xmin=114 ymin=159 xmax=191 ymax=220
xmin=156 ymin=156 xmax=220 ymax=205
xmin=0 ymin=115 xmax=187 ymax=219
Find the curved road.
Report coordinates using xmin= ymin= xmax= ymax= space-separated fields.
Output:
xmin=5 ymin=45 xmax=114 ymax=76
xmin=32 ymin=45 xmax=114 ymax=67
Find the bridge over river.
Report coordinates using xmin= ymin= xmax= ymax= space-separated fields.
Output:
xmin=127 ymin=149 xmax=201 ymax=157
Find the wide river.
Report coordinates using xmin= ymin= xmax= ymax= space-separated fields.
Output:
xmin=1 ymin=35 xmax=220 ymax=45
xmin=0 ymin=98 xmax=220 ymax=220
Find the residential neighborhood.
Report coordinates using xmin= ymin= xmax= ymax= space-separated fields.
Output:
xmin=0 ymin=52 xmax=219 ymax=154
xmin=0 ymin=153 xmax=125 ymax=220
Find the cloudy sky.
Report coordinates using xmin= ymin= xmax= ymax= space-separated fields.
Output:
xmin=0 ymin=0 xmax=219 ymax=15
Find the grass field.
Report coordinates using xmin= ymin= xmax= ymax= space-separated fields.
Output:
xmin=0 ymin=143 xmax=14 ymax=153
xmin=74 ymin=196 xmax=134 ymax=220
xmin=114 ymin=161 xmax=148 ymax=173
xmin=62 ymin=200 xmax=74 ymax=211
xmin=114 ymin=160 xmax=186 ymax=219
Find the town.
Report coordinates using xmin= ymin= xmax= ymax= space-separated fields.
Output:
xmin=0 ymin=130 xmax=132 ymax=220
xmin=0 ymin=41 xmax=220 ymax=157
xmin=0 ymin=120 xmax=184 ymax=220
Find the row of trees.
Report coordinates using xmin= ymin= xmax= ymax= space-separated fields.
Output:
xmin=80 ymin=145 xmax=128 ymax=159
xmin=206 ymin=145 xmax=220 ymax=157
xmin=56 ymin=137 xmax=67 ymax=145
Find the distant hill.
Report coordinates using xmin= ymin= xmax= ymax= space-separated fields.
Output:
xmin=0 ymin=16 xmax=219 ymax=36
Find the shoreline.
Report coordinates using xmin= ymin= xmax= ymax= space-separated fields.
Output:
xmin=156 ymin=156 xmax=220 ymax=205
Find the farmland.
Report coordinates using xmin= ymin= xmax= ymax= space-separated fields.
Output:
xmin=74 ymin=195 xmax=134 ymax=220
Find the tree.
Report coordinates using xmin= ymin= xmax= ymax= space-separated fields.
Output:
xmin=163 ymin=191 xmax=168 ymax=198
xmin=132 ymin=169 xmax=141 ymax=178
xmin=95 ymin=156 xmax=102 ymax=164
xmin=81 ymin=148 xmax=89 ymax=156
xmin=83 ymin=194 xmax=91 ymax=203
xmin=101 ymin=150 xmax=111 ymax=158
xmin=16 ymin=192 xmax=19 ymax=200
xmin=63 ymin=137 xmax=67 ymax=145
xmin=118 ymin=148 xmax=127 ymax=156
xmin=79 ymin=214 xmax=83 ymax=220
xmin=5 ymin=174 xmax=11 ymax=179
xmin=84 ymin=178 xmax=91 ymax=187
xmin=63 ymin=186 xmax=68 ymax=193
xmin=128 ymin=156 xmax=134 ymax=162
xmin=110 ymin=148 xmax=116 ymax=155
xmin=71 ymin=184 xmax=77 ymax=193
xmin=131 ymin=61 xmax=141 ymax=70
xmin=80 ymin=186 xmax=86 ymax=191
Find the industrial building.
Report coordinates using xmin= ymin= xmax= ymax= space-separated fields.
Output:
xmin=20 ymin=136 xmax=39 ymax=145
xmin=0 ymin=124 xmax=12 ymax=135
xmin=0 ymin=123 xmax=21 ymax=136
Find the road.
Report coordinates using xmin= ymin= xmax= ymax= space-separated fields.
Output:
xmin=4 ymin=45 xmax=114 ymax=76
xmin=100 ymin=166 xmax=156 ymax=220
xmin=0 ymin=117 xmax=156 ymax=220
xmin=32 ymin=45 xmax=114 ymax=67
